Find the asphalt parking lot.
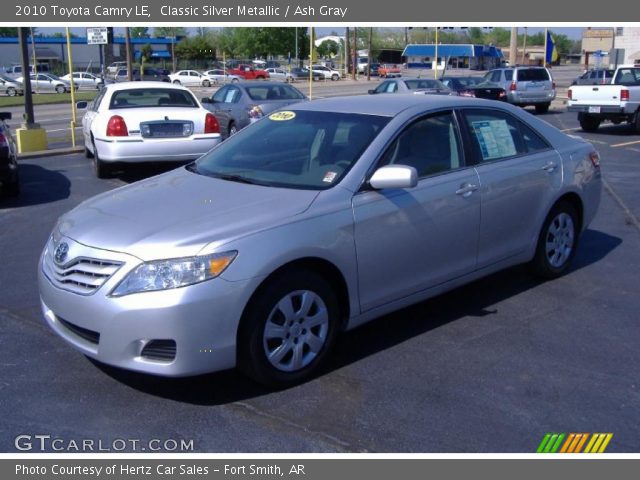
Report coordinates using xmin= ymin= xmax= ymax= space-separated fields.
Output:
xmin=1 ymin=109 xmax=639 ymax=453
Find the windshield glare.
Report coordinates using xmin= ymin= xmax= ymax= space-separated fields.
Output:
xmin=193 ymin=110 xmax=389 ymax=189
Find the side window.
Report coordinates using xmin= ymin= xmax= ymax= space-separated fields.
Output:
xmin=379 ymin=111 xmax=463 ymax=178
xmin=462 ymin=109 xmax=526 ymax=163
xmin=491 ymin=71 xmax=502 ymax=82
xmin=212 ymin=86 xmax=229 ymax=103
xmin=518 ymin=121 xmax=551 ymax=153
xmin=91 ymin=89 xmax=107 ymax=111
xmin=374 ymin=81 xmax=391 ymax=94
xmin=504 ymin=70 xmax=513 ymax=81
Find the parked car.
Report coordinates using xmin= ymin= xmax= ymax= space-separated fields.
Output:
xmin=169 ymin=70 xmax=214 ymax=87
xmin=0 ymin=74 xmax=24 ymax=96
xmin=568 ymin=64 xmax=640 ymax=132
xmin=290 ymin=67 xmax=322 ymax=82
xmin=227 ymin=64 xmax=270 ymax=80
xmin=61 ymin=72 xmax=104 ymax=90
xmin=440 ymin=76 xmax=507 ymax=101
xmin=4 ymin=63 xmax=49 ymax=78
xmin=571 ymin=69 xmax=615 ymax=86
xmin=482 ymin=66 xmax=556 ymax=113
xmin=378 ymin=64 xmax=402 ymax=78
xmin=0 ymin=111 xmax=19 ymax=197
xmin=115 ymin=68 xmax=170 ymax=83
xmin=76 ymin=82 xmax=221 ymax=178
xmin=368 ymin=78 xmax=452 ymax=95
xmin=265 ymin=68 xmax=294 ymax=83
xmin=311 ymin=64 xmax=342 ymax=81
xmin=38 ymin=95 xmax=601 ymax=387
xmin=368 ymin=63 xmax=381 ymax=76
xmin=16 ymin=73 xmax=75 ymax=94
xmin=203 ymin=69 xmax=241 ymax=84
xmin=106 ymin=62 xmax=127 ymax=75
xmin=201 ymin=82 xmax=307 ymax=138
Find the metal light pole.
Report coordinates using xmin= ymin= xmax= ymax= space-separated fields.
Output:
xmin=18 ymin=28 xmax=35 ymax=126
xmin=65 ymin=27 xmax=77 ymax=147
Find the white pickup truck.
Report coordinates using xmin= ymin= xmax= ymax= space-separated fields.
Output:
xmin=567 ymin=64 xmax=640 ymax=132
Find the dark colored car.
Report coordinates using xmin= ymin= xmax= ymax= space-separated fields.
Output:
xmin=441 ymin=76 xmax=507 ymax=101
xmin=201 ymin=82 xmax=307 ymax=139
xmin=0 ymin=112 xmax=19 ymax=197
xmin=115 ymin=68 xmax=171 ymax=82
xmin=290 ymin=67 xmax=323 ymax=82
xmin=368 ymin=63 xmax=380 ymax=76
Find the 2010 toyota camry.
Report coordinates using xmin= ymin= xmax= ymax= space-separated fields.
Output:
xmin=38 ymin=95 xmax=601 ymax=387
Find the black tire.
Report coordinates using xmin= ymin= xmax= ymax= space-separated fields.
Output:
xmin=84 ymin=144 xmax=94 ymax=159
xmin=331 ymin=74 xmax=339 ymax=81
xmin=6 ymin=87 xmax=16 ymax=97
xmin=231 ymin=78 xmax=239 ymax=84
xmin=635 ymin=111 xmax=640 ymax=134
xmin=202 ymin=80 xmax=211 ymax=87
xmin=529 ymin=201 xmax=579 ymax=279
xmin=172 ymin=80 xmax=181 ymax=85
xmin=91 ymin=139 xmax=110 ymax=179
xmin=535 ymin=103 xmax=550 ymax=114
xmin=579 ymin=113 xmax=601 ymax=133
xmin=55 ymin=85 xmax=65 ymax=94
xmin=238 ymin=269 xmax=341 ymax=387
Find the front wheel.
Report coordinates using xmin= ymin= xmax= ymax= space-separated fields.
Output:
xmin=172 ymin=80 xmax=181 ymax=85
xmin=238 ymin=270 xmax=340 ymax=387
xmin=6 ymin=87 xmax=16 ymax=97
xmin=579 ymin=113 xmax=601 ymax=132
xmin=55 ymin=85 xmax=65 ymax=94
xmin=529 ymin=201 xmax=579 ymax=279
xmin=331 ymin=74 xmax=339 ymax=81
xmin=202 ymin=80 xmax=211 ymax=87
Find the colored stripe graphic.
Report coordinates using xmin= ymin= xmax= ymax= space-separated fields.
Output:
xmin=538 ymin=433 xmax=613 ymax=453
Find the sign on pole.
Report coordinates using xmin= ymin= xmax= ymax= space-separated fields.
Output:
xmin=86 ymin=27 xmax=108 ymax=45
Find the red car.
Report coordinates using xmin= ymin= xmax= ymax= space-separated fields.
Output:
xmin=228 ymin=64 xmax=270 ymax=80
xmin=378 ymin=64 xmax=402 ymax=78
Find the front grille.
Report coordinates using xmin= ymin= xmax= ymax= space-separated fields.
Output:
xmin=44 ymin=254 xmax=122 ymax=296
xmin=58 ymin=317 xmax=100 ymax=345
xmin=141 ymin=340 xmax=177 ymax=362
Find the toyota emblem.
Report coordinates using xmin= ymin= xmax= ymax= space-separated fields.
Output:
xmin=54 ymin=242 xmax=69 ymax=264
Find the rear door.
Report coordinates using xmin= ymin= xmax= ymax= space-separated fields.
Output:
xmin=460 ymin=107 xmax=562 ymax=268
xmin=352 ymin=110 xmax=481 ymax=311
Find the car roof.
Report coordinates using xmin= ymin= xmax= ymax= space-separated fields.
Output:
xmin=289 ymin=94 xmax=505 ymax=116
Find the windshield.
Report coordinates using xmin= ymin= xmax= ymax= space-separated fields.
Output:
xmin=109 ymin=88 xmax=198 ymax=109
xmin=0 ymin=74 xmax=16 ymax=83
xmin=192 ymin=110 xmax=389 ymax=190
xmin=405 ymin=79 xmax=447 ymax=89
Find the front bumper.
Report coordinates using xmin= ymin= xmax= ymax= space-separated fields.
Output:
xmin=38 ymin=239 xmax=253 ymax=377
xmin=94 ymin=134 xmax=221 ymax=163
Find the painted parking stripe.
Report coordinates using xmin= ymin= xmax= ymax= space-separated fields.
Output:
xmin=560 ymin=128 xmax=579 ymax=132
xmin=610 ymin=140 xmax=640 ymax=148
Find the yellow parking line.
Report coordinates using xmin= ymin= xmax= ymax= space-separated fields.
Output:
xmin=611 ymin=140 xmax=640 ymax=148
xmin=561 ymin=128 xmax=579 ymax=132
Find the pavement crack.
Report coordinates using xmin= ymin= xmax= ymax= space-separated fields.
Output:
xmin=603 ymin=177 xmax=640 ymax=232
xmin=230 ymin=401 xmax=364 ymax=452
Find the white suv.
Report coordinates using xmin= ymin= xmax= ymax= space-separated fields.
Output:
xmin=311 ymin=65 xmax=341 ymax=81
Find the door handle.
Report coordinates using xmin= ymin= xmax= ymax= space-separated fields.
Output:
xmin=455 ymin=183 xmax=478 ymax=197
xmin=541 ymin=161 xmax=557 ymax=172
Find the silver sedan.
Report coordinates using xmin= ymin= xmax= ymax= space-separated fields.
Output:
xmin=39 ymin=95 xmax=601 ymax=387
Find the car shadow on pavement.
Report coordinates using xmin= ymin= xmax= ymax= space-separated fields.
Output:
xmin=0 ymin=163 xmax=70 ymax=208
xmin=582 ymin=124 xmax=638 ymax=136
xmin=109 ymin=162 xmax=188 ymax=184
xmin=91 ymin=228 xmax=621 ymax=405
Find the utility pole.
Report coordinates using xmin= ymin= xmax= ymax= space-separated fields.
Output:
xmin=522 ymin=27 xmax=528 ymax=65
xmin=367 ymin=27 xmax=372 ymax=81
xmin=352 ymin=27 xmax=357 ymax=80
xmin=345 ymin=27 xmax=351 ymax=78
xmin=509 ymin=27 xmax=518 ymax=66
xmin=125 ymin=27 xmax=133 ymax=81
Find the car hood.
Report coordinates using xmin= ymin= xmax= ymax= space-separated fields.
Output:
xmin=57 ymin=167 xmax=319 ymax=261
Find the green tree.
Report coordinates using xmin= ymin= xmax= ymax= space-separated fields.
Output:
xmin=130 ymin=27 xmax=149 ymax=39
xmin=154 ymin=27 xmax=188 ymax=38
xmin=317 ymin=40 xmax=339 ymax=58
xmin=175 ymin=35 xmax=216 ymax=61
xmin=0 ymin=27 xmax=18 ymax=37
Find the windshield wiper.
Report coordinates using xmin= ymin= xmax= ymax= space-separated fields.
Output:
xmin=213 ymin=173 xmax=266 ymax=185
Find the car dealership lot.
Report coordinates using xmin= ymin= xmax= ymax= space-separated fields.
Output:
xmin=1 ymin=110 xmax=639 ymax=452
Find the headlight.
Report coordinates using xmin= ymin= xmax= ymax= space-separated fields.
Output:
xmin=110 ymin=251 xmax=237 ymax=297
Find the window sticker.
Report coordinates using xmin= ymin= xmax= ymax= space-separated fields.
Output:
xmin=322 ymin=171 xmax=338 ymax=183
xmin=269 ymin=111 xmax=296 ymax=121
xmin=471 ymin=119 xmax=517 ymax=160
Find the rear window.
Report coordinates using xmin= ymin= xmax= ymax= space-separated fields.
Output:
xmin=517 ymin=69 xmax=550 ymax=82
xmin=614 ymin=68 xmax=640 ymax=86
xmin=245 ymin=85 xmax=305 ymax=101
xmin=110 ymin=88 xmax=198 ymax=109
xmin=404 ymin=79 xmax=446 ymax=89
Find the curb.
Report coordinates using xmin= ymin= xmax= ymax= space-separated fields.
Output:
xmin=18 ymin=146 xmax=83 ymax=160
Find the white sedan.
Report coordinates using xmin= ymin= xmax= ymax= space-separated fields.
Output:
xmin=203 ymin=69 xmax=241 ymax=84
xmin=61 ymin=72 xmax=104 ymax=89
xmin=311 ymin=65 xmax=342 ymax=81
xmin=265 ymin=68 xmax=294 ymax=82
xmin=169 ymin=70 xmax=214 ymax=87
xmin=77 ymin=82 xmax=221 ymax=178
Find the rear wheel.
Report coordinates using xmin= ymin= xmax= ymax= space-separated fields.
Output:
xmin=91 ymin=139 xmax=111 ymax=179
xmin=55 ymin=85 xmax=65 ymax=94
xmin=172 ymin=80 xmax=181 ymax=85
xmin=579 ymin=113 xmax=601 ymax=132
xmin=529 ymin=201 xmax=579 ymax=279
xmin=238 ymin=269 xmax=340 ymax=387
xmin=228 ymin=122 xmax=237 ymax=137
xmin=331 ymin=74 xmax=339 ymax=81
xmin=6 ymin=87 xmax=16 ymax=97
xmin=231 ymin=78 xmax=239 ymax=84
xmin=535 ymin=103 xmax=550 ymax=114
xmin=202 ymin=80 xmax=211 ymax=87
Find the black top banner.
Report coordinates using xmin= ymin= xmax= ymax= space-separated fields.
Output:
xmin=6 ymin=0 xmax=640 ymax=22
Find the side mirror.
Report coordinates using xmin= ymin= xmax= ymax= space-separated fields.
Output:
xmin=201 ymin=97 xmax=211 ymax=104
xmin=369 ymin=165 xmax=418 ymax=190
xmin=76 ymin=101 xmax=88 ymax=109
xmin=368 ymin=89 xmax=376 ymax=95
